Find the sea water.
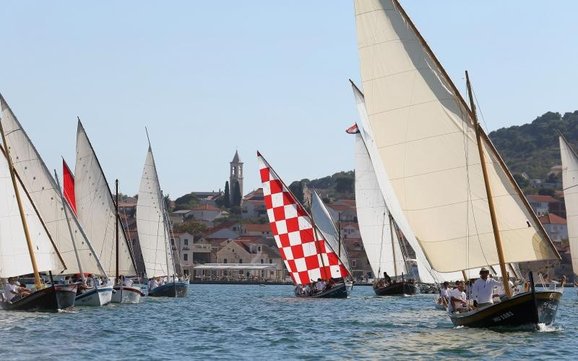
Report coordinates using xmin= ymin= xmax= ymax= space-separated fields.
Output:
xmin=0 ymin=285 xmax=576 ymax=360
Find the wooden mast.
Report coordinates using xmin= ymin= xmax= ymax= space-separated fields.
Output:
xmin=465 ymin=71 xmax=511 ymax=298
xmin=115 ymin=179 xmax=120 ymax=285
xmin=0 ymin=113 xmax=42 ymax=289
xmin=389 ymin=214 xmax=398 ymax=277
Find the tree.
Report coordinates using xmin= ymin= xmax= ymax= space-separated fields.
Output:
xmin=173 ymin=220 xmax=207 ymax=235
xmin=232 ymin=180 xmax=242 ymax=207
xmin=289 ymin=181 xmax=304 ymax=204
xmin=223 ymin=181 xmax=231 ymax=208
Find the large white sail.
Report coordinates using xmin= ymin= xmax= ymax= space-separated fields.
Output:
xmin=560 ymin=136 xmax=578 ymax=276
xmin=136 ymin=146 xmax=175 ymax=278
xmin=0 ymin=148 xmax=64 ymax=278
xmin=0 ymin=95 xmax=104 ymax=275
xmin=75 ymin=121 xmax=137 ymax=276
xmin=354 ymin=0 xmax=558 ymax=273
xmin=310 ymin=190 xmax=352 ymax=274
xmin=354 ymin=133 xmax=406 ymax=278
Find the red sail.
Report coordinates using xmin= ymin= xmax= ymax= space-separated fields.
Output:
xmin=257 ymin=152 xmax=349 ymax=285
xmin=62 ymin=159 xmax=77 ymax=215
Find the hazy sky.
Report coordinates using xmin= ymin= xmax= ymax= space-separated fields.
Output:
xmin=1 ymin=1 xmax=577 ymax=198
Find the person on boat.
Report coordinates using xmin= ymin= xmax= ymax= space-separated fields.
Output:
xmin=122 ymin=276 xmax=133 ymax=287
xmin=302 ymin=283 xmax=311 ymax=296
xmin=383 ymin=272 xmax=392 ymax=285
xmin=438 ymin=281 xmax=450 ymax=307
xmin=3 ymin=277 xmax=31 ymax=302
xmin=471 ymin=268 xmax=501 ymax=308
xmin=315 ymin=278 xmax=326 ymax=293
xmin=148 ymin=277 xmax=159 ymax=291
xmin=448 ymin=280 xmax=469 ymax=313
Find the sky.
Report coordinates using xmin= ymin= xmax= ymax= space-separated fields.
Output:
xmin=1 ymin=1 xmax=577 ymax=198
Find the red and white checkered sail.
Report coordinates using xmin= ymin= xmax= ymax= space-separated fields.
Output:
xmin=257 ymin=152 xmax=349 ymax=285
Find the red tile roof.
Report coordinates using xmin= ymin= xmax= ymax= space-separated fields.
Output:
xmin=538 ymin=213 xmax=567 ymax=225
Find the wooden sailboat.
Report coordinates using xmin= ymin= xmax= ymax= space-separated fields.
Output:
xmin=353 ymin=0 xmax=562 ymax=328
xmin=257 ymin=152 xmax=351 ymax=298
xmin=0 ymin=95 xmax=77 ymax=312
xmin=559 ymin=135 xmax=578 ymax=293
xmin=0 ymin=94 xmax=110 ymax=305
xmin=137 ymin=136 xmax=187 ymax=297
xmin=72 ymin=120 xmax=143 ymax=303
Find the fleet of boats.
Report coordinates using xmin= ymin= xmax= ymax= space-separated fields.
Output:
xmin=0 ymin=0 xmax=573 ymax=332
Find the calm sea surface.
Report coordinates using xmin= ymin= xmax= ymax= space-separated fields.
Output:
xmin=0 ymin=284 xmax=576 ymax=360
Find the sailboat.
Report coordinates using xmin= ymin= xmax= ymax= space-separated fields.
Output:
xmin=559 ymin=135 xmax=578 ymax=292
xmin=0 ymin=95 xmax=77 ymax=312
xmin=353 ymin=0 xmax=562 ymax=328
xmin=349 ymin=121 xmax=416 ymax=296
xmin=0 ymin=94 xmax=112 ymax=307
xmin=137 ymin=136 xmax=188 ymax=297
xmin=257 ymin=151 xmax=351 ymax=298
xmin=72 ymin=120 xmax=143 ymax=303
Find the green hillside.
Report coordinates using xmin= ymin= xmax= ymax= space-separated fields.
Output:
xmin=489 ymin=111 xmax=578 ymax=180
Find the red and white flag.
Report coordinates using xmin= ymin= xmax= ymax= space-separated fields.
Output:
xmin=345 ymin=123 xmax=359 ymax=134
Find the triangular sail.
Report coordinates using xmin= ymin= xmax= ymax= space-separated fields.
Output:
xmin=310 ymin=190 xmax=352 ymax=274
xmin=136 ymin=145 xmax=175 ymax=278
xmin=0 ymin=94 xmax=105 ymax=275
xmin=258 ymin=152 xmax=349 ymax=286
xmin=74 ymin=121 xmax=137 ymax=277
xmin=560 ymin=136 xmax=578 ymax=277
xmin=354 ymin=132 xmax=406 ymax=278
xmin=354 ymin=0 xmax=559 ymax=273
xmin=0 ymin=148 xmax=63 ymax=278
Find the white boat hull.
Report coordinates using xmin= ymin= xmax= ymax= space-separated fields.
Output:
xmin=111 ymin=285 xmax=143 ymax=304
xmin=75 ymin=285 xmax=113 ymax=306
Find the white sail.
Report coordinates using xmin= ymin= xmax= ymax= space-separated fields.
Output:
xmin=75 ymin=121 xmax=137 ymax=276
xmin=310 ymin=190 xmax=351 ymax=273
xmin=354 ymin=0 xmax=558 ymax=273
xmin=560 ymin=136 xmax=578 ymax=276
xmin=136 ymin=146 xmax=175 ymax=278
xmin=0 ymin=148 xmax=63 ymax=278
xmin=354 ymin=133 xmax=406 ymax=278
xmin=0 ymin=95 xmax=104 ymax=275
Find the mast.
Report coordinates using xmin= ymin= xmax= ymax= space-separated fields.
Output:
xmin=115 ymin=179 xmax=120 ymax=284
xmin=0 ymin=113 xmax=42 ymax=289
xmin=465 ymin=71 xmax=511 ymax=298
xmin=311 ymin=216 xmax=330 ymax=281
xmin=389 ymin=214 xmax=398 ymax=277
xmin=54 ymin=170 xmax=85 ymax=283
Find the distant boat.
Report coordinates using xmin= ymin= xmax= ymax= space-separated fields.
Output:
xmin=136 ymin=135 xmax=187 ymax=297
xmin=72 ymin=120 xmax=143 ymax=304
xmin=559 ymin=135 xmax=578 ymax=294
xmin=257 ymin=152 xmax=351 ymax=298
xmin=354 ymin=0 xmax=562 ymax=328
xmin=0 ymin=94 xmax=76 ymax=311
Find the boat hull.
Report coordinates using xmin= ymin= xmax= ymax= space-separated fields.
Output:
xmin=449 ymin=290 xmax=562 ymax=328
xmin=1 ymin=284 xmax=77 ymax=312
xmin=111 ymin=285 xmax=144 ymax=303
xmin=148 ymin=282 xmax=188 ymax=298
xmin=75 ymin=285 xmax=113 ymax=306
xmin=295 ymin=282 xmax=349 ymax=299
xmin=373 ymin=281 xmax=417 ymax=296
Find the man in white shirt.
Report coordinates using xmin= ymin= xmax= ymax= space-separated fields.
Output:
xmin=472 ymin=268 xmax=501 ymax=308
xmin=438 ymin=281 xmax=450 ymax=307
xmin=3 ymin=277 xmax=30 ymax=302
xmin=448 ymin=281 xmax=468 ymax=313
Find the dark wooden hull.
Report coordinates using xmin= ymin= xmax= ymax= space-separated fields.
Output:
xmin=373 ymin=281 xmax=417 ymax=296
xmin=449 ymin=290 xmax=561 ymax=329
xmin=295 ymin=282 xmax=349 ymax=299
xmin=148 ymin=282 xmax=188 ymax=297
xmin=1 ymin=284 xmax=77 ymax=312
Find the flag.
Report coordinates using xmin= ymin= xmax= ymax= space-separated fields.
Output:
xmin=345 ymin=123 xmax=359 ymax=134
xmin=63 ymin=159 xmax=77 ymax=215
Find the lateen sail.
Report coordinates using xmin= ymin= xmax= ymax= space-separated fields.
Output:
xmin=0 ymin=95 xmax=103 ymax=275
xmin=354 ymin=0 xmax=559 ymax=273
xmin=560 ymin=136 xmax=578 ymax=277
xmin=258 ymin=152 xmax=349 ymax=285
xmin=136 ymin=145 xmax=175 ymax=278
xmin=0 ymin=147 xmax=63 ymax=278
xmin=74 ymin=121 xmax=137 ymax=276
xmin=310 ymin=190 xmax=352 ymax=274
